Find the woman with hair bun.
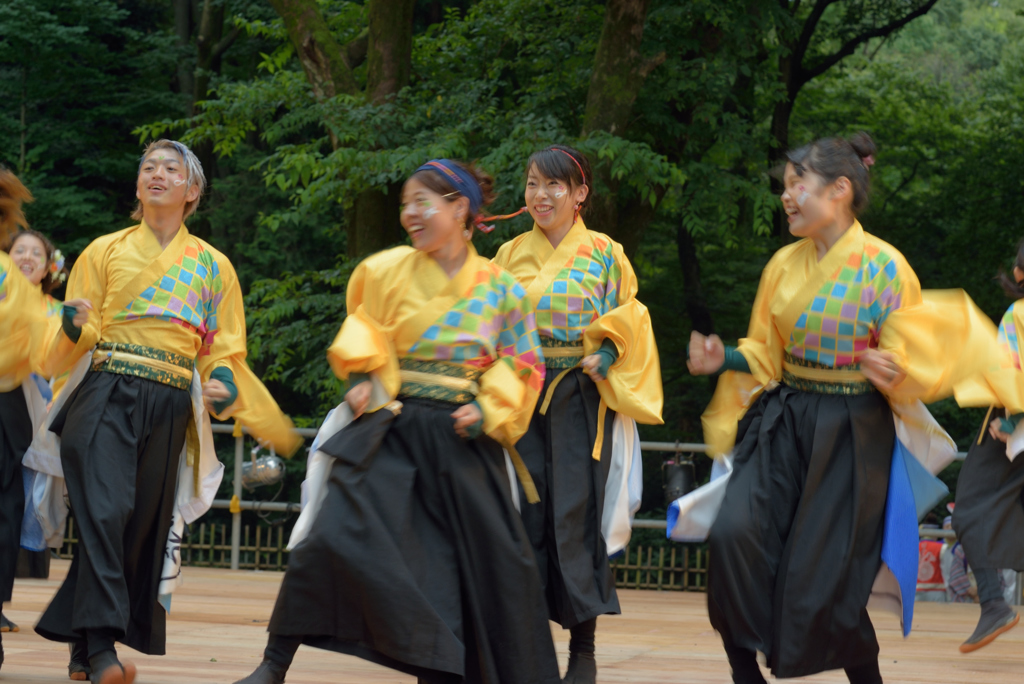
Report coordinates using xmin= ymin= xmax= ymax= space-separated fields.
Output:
xmin=686 ymin=132 xmax=996 ymax=683
xmin=494 ymin=144 xmax=663 ymax=684
xmin=233 ymin=159 xmax=559 ymax=684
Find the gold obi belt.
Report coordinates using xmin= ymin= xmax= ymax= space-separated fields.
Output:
xmin=540 ymin=336 xmax=584 ymax=369
xmin=398 ymin=359 xmax=482 ymax=405
xmin=782 ymin=352 xmax=875 ymax=395
xmin=92 ymin=342 xmax=194 ymax=391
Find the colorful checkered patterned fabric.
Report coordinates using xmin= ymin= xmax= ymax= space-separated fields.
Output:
xmin=409 ymin=263 xmax=545 ymax=394
xmin=998 ymin=304 xmax=1021 ymax=371
xmin=0 ymin=268 xmax=8 ymax=305
xmin=789 ymin=244 xmax=904 ymax=367
xmin=534 ymin=236 xmax=621 ymax=342
xmin=113 ymin=242 xmax=224 ymax=356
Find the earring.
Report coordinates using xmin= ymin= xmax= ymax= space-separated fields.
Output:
xmin=573 ymin=203 xmax=581 ymax=224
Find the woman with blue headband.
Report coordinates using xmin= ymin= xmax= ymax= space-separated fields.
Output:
xmin=494 ymin=145 xmax=664 ymax=684
xmin=233 ymin=159 xmax=559 ymax=684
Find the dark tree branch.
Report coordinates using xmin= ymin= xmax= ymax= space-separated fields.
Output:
xmin=798 ymin=0 xmax=939 ymax=87
xmin=212 ymin=25 xmax=242 ymax=62
xmin=880 ymin=156 xmax=928 ymax=214
xmin=793 ymin=0 xmax=837 ymax=86
xmin=343 ymin=28 xmax=369 ymax=71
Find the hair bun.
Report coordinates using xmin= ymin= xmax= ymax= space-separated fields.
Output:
xmin=847 ymin=132 xmax=877 ymax=166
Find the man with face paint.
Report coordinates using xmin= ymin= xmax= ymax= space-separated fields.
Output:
xmin=31 ymin=139 xmax=300 ymax=684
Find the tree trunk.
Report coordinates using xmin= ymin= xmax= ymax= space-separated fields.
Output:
xmin=268 ymin=0 xmax=358 ymax=100
xmin=676 ymin=221 xmax=714 ymax=335
xmin=366 ymin=0 xmax=416 ymax=106
xmin=351 ymin=184 xmax=404 ymax=259
xmin=351 ymin=0 xmax=417 ymax=257
xmin=579 ymin=0 xmax=662 ymax=251
xmin=769 ymin=51 xmax=795 ymax=243
xmin=174 ymin=0 xmax=194 ymax=103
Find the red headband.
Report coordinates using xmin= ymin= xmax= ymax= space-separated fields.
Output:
xmin=552 ymin=148 xmax=586 ymax=186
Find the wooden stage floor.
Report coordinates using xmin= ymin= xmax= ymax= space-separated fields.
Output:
xmin=2 ymin=559 xmax=1022 ymax=683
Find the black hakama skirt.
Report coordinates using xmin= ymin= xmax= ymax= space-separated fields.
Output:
xmin=35 ymin=371 xmax=189 ymax=655
xmin=708 ymin=385 xmax=893 ymax=678
xmin=268 ymin=397 xmax=560 ymax=684
xmin=515 ymin=367 xmax=619 ymax=629
xmin=0 ymin=388 xmax=32 ymax=604
xmin=953 ymin=417 xmax=1024 ymax=571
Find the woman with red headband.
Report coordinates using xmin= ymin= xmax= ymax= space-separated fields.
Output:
xmin=232 ymin=159 xmax=559 ymax=684
xmin=494 ymin=145 xmax=663 ymax=684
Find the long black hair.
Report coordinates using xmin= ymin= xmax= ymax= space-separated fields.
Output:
xmin=998 ymin=239 xmax=1024 ymax=300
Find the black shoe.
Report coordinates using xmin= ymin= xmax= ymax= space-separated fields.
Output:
xmin=562 ymin=653 xmax=597 ymax=684
xmin=233 ymin=660 xmax=288 ymax=684
xmin=87 ymin=649 xmax=136 ymax=684
xmin=960 ymin=599 xmax=1019 ymax=653
xmin=0 ymin=613 xmax=17 ymax=632
xmin=69 ymin=640 xmax=91 ymax=681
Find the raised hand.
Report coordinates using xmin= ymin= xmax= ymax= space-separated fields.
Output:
xmin=345 ymin=380 xmax=372 ymax=419
xmin=687 ymin=331 xmax=725 ymax=376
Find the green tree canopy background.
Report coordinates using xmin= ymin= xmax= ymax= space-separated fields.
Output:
xmin=4 ymin=0 xmax=1023 ymax=516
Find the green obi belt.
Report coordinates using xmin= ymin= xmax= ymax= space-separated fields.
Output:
xmin=540 ymin=336 xmax=584 ymax=370
xmin=92 ymin=342 xmax=194 ymax=391
xmin=782 ymin=352 xmax=875 ymax=395
xmin=398 ymin=359 xmax=482 ymax=405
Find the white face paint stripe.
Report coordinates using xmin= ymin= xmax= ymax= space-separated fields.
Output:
xmin=797 ymin=191 xmax=810 ymax=206
xmin=173 ymin=179 xmax=187 ymax=186
xmin=423 ymin=206 xmax=439 ymax=218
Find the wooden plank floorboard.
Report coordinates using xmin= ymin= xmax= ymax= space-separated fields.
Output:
xmin=1 ymin=560 xmax=1022 ymax=683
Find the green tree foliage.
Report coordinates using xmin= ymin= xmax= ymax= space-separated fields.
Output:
xmin=10 ymin=0 xmax=1024 ymax=516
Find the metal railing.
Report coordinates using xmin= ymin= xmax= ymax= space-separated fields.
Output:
xmin=207 ymin=424 xmax=968 ymax=569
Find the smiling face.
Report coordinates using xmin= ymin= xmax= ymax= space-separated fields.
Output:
xmin=524 ymin=164 xmax=587 ymax=232
xmin=780 ymin=163 xmax=852 ymax=239
xmin=400 ymin=177 xmax=469 ymax=254
xmin=135 ymin=147 xmax=200 ymax=216
xmin=9 ymin=233 xmax=48 ymax=286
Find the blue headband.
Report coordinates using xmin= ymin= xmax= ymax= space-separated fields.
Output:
xmin=415 ymin=159 xmax=483 ymax=214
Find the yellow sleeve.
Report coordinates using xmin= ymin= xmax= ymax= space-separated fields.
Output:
xmin=881 ymin=288 xmax=1002 ymax=406
xmin=582 ymin=241 xmax=663 ymax=425
xmin=326 ymin=259 xmax=401 ymax=398
xmin=0 ymin=254 xmax=49 ymax=388
xmin=41 ymin=242 xmax=106 ymax=378
xmin=700 ymin=256 xmax=785 ymax=457
xmin=476 ymin=275 xmax=546 ymax=445
xmin=947 ymin=299 xmax=1023 ymax=411
xmin=201 ymin=254 xmax=301 ymax=456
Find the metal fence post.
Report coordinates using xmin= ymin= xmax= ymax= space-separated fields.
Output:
xmin=230 ymin=426 xmax=244 ymax=570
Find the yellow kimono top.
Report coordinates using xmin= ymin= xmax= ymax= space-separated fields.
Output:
xmin=493 ymin=219 xmax=663 ymax=426
xmin=46 ymin=222 xmax=299 ymax=455
xmin=704 ymin=221 xmax=999 ymax=456
xmin=328 ymin=244 xmax=546 ymax=448
xmin=0 ymin=251 xmax=50 ymax=391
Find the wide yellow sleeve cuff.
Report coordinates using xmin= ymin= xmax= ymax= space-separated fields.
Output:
xmin=701 ymin=370 xmax=766 ymax=457
xmin=583 ymin=299 xmax=663 ymax=425
xmin=327 ymin=306 xmax=401 ymax=399
xmin=213 ymin=359 xmax=302 ymax=457
xmin=880 ymin=289 xmax=1002 ymax=404
xmin=477 ymin=360 xmax=534 ymax=446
